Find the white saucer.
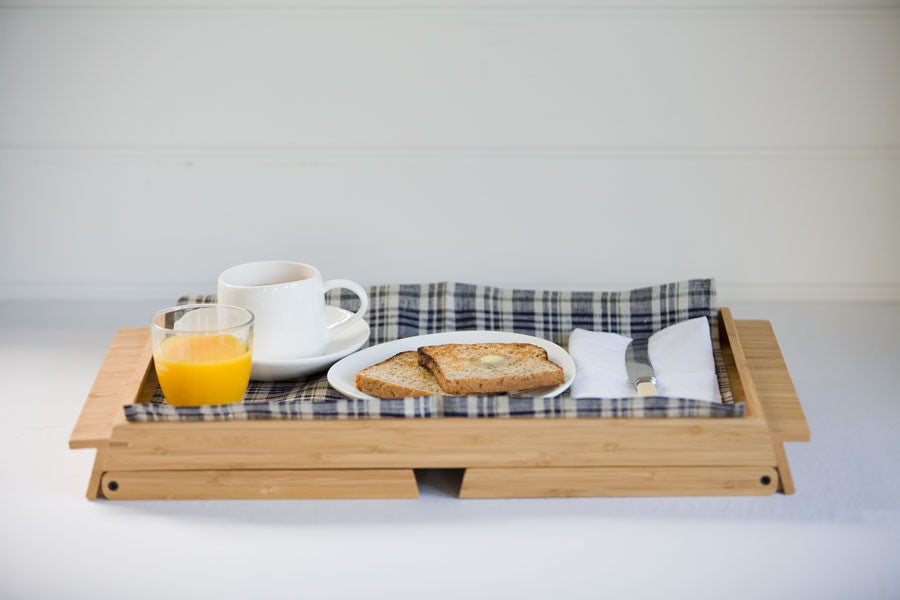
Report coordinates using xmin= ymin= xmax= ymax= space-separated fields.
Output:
xmin=250 ymin=306 xmax=370 ymax=382
xmin=328 ymin=330 xmax=575 ymax=400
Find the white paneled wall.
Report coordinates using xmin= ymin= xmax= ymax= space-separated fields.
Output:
xmin=1 ymin=2 xmax=898 ymax=301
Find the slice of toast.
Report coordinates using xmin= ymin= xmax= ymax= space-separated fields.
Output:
xmin=417 ymin=343 xmax=564 ymax=395
xmin=355 ymin=351 xmax=445 ymax=398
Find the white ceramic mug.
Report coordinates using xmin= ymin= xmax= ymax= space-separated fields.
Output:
xmin=217 ymin=261 xmax=369 ymax=360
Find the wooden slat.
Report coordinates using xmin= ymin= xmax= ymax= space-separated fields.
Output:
xmin=459 ymin=466 xmax=779 ymax=498
xmin=719 ymin=308 xmax=768 ymax=420
xmin=104 ymin=416 xmax=775 ymax=471
xmin=69 ymin=327 xmax=153 ymax=449
xmin=6 ymin=13 xmax=898 ymax=149
xmin=113 ymin=334 xmax=153 ymax=429
xmin=100 ymin=469 xmax=419 ymax=500
xmin=720 ymin=326 xmax=747 ymax=406
xmin=735 ymin=320 xmax=809 ymax=442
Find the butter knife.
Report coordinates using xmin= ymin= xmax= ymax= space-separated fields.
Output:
xmin=625 ymin=337 xmax=657 ymax=397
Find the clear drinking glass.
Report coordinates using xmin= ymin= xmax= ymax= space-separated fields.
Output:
xmin=150 ymin=304 xmax=254 ymax=406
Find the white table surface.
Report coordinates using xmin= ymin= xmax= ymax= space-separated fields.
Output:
xmin=1 ymin=299 xmax=898 ymax=599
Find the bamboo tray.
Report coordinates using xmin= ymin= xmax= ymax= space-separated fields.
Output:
xmin=69 ymin=308 xmax=809 ymax=500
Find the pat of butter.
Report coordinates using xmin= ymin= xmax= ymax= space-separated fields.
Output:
xmin=479 ymin=355 xmax=507 ymax=366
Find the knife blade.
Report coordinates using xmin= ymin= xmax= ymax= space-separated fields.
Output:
xmin=624 ymin=337 xmax=657 ymax=397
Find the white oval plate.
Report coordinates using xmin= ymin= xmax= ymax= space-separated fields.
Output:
xmin=251 ymin=306 xmax=370 ymax=381
xmin=327 ymin=330 xmax=575 ymax=400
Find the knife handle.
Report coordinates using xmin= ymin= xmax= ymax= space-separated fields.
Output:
xmin=635 ymin=377 xmax=657 ymax=397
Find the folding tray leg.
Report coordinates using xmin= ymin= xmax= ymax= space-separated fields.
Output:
xmin=773 ymin=442 xmax=796 ymax=495
xmin=98 ymin=469 xmax=420 ymax=500
xmin=459 ymin=466 xmax=780 ymax=498
xmin=86 ymin=448 xmax=107 ymax=500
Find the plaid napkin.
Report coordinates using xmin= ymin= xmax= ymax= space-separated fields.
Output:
xmin=124 ymin=279 xmax=741 ymax=422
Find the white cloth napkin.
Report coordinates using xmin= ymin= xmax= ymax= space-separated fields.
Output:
xmin=568 ymin=317 xmax=722 ymax=403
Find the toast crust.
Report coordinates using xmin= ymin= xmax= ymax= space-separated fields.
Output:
xmin=417 ymin=343 xmax=564 ymax=395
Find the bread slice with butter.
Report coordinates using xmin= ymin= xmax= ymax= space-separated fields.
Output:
xmin=355 ymin=351 xmax=445 ymax=398
xmin=417 ymin=343 xmax=564 ymax=395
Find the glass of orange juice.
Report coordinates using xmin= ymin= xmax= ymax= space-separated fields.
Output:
xmin=150 ymin=304 xmax=253 ymax=406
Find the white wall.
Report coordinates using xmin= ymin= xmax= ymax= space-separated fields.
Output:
xmin=2 ymin=2 xmax=898 ymax=302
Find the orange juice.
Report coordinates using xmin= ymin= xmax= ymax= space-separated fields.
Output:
xmin=154 ymin=334 xmax=251 ymax=406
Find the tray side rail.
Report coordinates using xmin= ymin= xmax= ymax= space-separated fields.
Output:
xmin=69 ymin=328 xmax=154 ymax=450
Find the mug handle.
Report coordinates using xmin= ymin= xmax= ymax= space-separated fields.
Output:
xmin=323 ymin=279 xmax=369 ymax=339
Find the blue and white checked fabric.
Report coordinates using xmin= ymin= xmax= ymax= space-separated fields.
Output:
xmin=124 ymin=279 xmax=742 ymax=422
